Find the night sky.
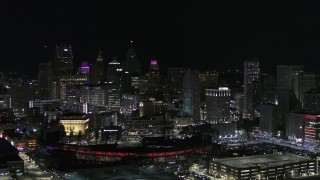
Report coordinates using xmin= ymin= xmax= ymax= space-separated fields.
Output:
xmin=0 ymin=2 xmax=319 ymax=77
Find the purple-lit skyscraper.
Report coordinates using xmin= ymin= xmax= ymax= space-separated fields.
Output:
xmin=78 ymin=61 xmax=90 ymax=75
xmin=148 ymin=60 xmax=161 ymax=93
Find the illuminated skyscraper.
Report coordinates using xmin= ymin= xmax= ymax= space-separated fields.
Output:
xmin=206 ymin=87 xmax=231 ymax=124
xmin=148 ymin=60 xmax=161 ymax=93
xmin=183 ymin=69 xmax=200 ymax=123
xmin=54 ymin=44 xmax=74 ymax=76
xmin=199 ymin=71 xmax=218 ymax=104
xmin=243 ymin=59 xmax=261 ymax=119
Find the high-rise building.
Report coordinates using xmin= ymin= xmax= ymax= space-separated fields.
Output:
xmin=199 ymin=71 xmax=218 ymax=104
xmin=58 ymin=74 xmax=88 ymax=101
xmin=293 ymin=72 xmax=317 ymax=104
xmin=54 ymin=44 xmax=74 ymax=76
xmin=277 ymin=90 xmax=301 ymax=136
xmin=286 ymin=112 xmax=304 ymax=141
xmin=206 ymin=87 xmax=231 ymax=124
xmin=243 ymin=59 xmax=261 ymax=119
xmin=106 ymin=57 xmax=121 ymax=83
xmin=78 ymin=61 xmax=90 ymax=75
xmin=261 ymin=74 xmax=277 ymax=103
xmin=38 ymin=61 xmax=53 ymax=100
xmin=123 ymin=41 xmax=141 ymax=75
xmin=277 ymin=65 xmax=304 ymax=91
xmin=259 ymin=103 xmax=278 ymax=136
xmin=90 ymin=51 xmax=105 ymax=84
xmin=105 ymin=82 xmax=121 ymax=112
xmin=183 ymin=69 xmax=200 ymax=123
xmin=303 ymin=89 xmax=320 ymax=113
xmin=167 ymin=67 xmax=185 ymax=97
xmin=9 ymin=80 xmax=37 ymax=110
xmin=138 ymin=75 xmax=149 ymax=95
xmin=147 ymin=60 xmax=161 ymax=93
xmin=78 ymin=84 xmax=106 ymax=107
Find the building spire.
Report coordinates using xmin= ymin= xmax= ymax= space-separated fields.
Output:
xmin=98 ymin=50 xmax=103 ymax=58
xmin=130 ymin=40 xmax=134 ymax=48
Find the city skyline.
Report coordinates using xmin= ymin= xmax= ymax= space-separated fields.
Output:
xmin=0 ymin=2 xmax=319 ymax=77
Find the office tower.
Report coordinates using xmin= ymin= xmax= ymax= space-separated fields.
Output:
xmin=58 ymin=74 xmax=88 ymax=101
xmin=106 ymin=57 xmax=121 ymax=82
xmin=277 ymin=90 xmax=300 ymax=136
xmin=38 ymin=61 xmax=53 ymax=100
xmin=183 ymin=69 xmax=200 ymax=123
xmin=138 ymin=75 xmax=149 ymax=95
xmin=286 ymin=112 xmax=304 ymax=141
xmin=293 ymin=72 xmax=317 ymax=104
xmin=303 ymin=89 xmax=320 ymax=113
xmin=123 ymin=41 xmax=141 ymax=75
xmin=9 ymin=80 xmax=36 ymax=110
xmin=54 ymin=44 xmax=74 ymax=76
xmin=259 ymin=103 xmax=278 ymax=136
xmin=78 ymin=84 xmax=107 ymax=107
xmin=277 ymin=65 xmax=304 ymax=91
xmin=105 ymin=82 xmax=121 ymax=112
xmin=78 ymin=61 xmax=90 ymax=75
xmin=167 ymin=67 xmax=185 ymax=97
xmin=147 ymin=60 xmax=161 ymax=93
xmin=90 ymin=51 xmax=105 ymax=84
xmin=243 ymin=59 xmax=261 ymax=119
xmin=261 ymin=75 xmax=277 ymax=103
xmin=206 ymin=87 xmax=231 ymax=124
xmin=199 ymin=71 xmax=219 ymax=103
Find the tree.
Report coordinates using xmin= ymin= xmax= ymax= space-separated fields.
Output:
xmin=77 ymin=130 xmax=82 ymax=145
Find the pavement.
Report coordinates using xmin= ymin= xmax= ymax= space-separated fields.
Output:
xmin=19 ymin=152 xmax=53 ymax=180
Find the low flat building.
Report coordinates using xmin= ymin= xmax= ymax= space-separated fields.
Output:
xmin=209 ymin=154 xmax=315 ymax=180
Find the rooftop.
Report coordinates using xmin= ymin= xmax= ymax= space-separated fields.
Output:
xmin=215 ymin=154 xmax=312 ymax=169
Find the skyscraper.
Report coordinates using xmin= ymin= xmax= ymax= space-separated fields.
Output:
xmin=167 ymin=67 xmax=185 ymax=98
xmin=38 ymin=61 xmax=53 ymax=100
xmin=53 ymin=44 xmax=74 ymax=76
xmin=277 ymin=65 xmax=304 ymax=91
xmin=147 ymin=60 xmax=161 ymax=93
xmin=183 ymin=69 xmax=200 ymax=123
xmin=106 ymin=57 xmax=121 ymax=83
xmin=260 ymin=103 xmax=278 ymax=136
xmin=206 ymin=87 xmax=231 ymax=124
xmin=90 ymin=51 xmax=105 ymax=84
xmin=124 ymin=41 xmax=141 ymax=75
xmin=199 ymin=71 xmax=219 ymax=104
xmin=293 ymin=72 xmax=317 ymax=104
xmin=243 ymin=59 xmax=261 ymax=119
